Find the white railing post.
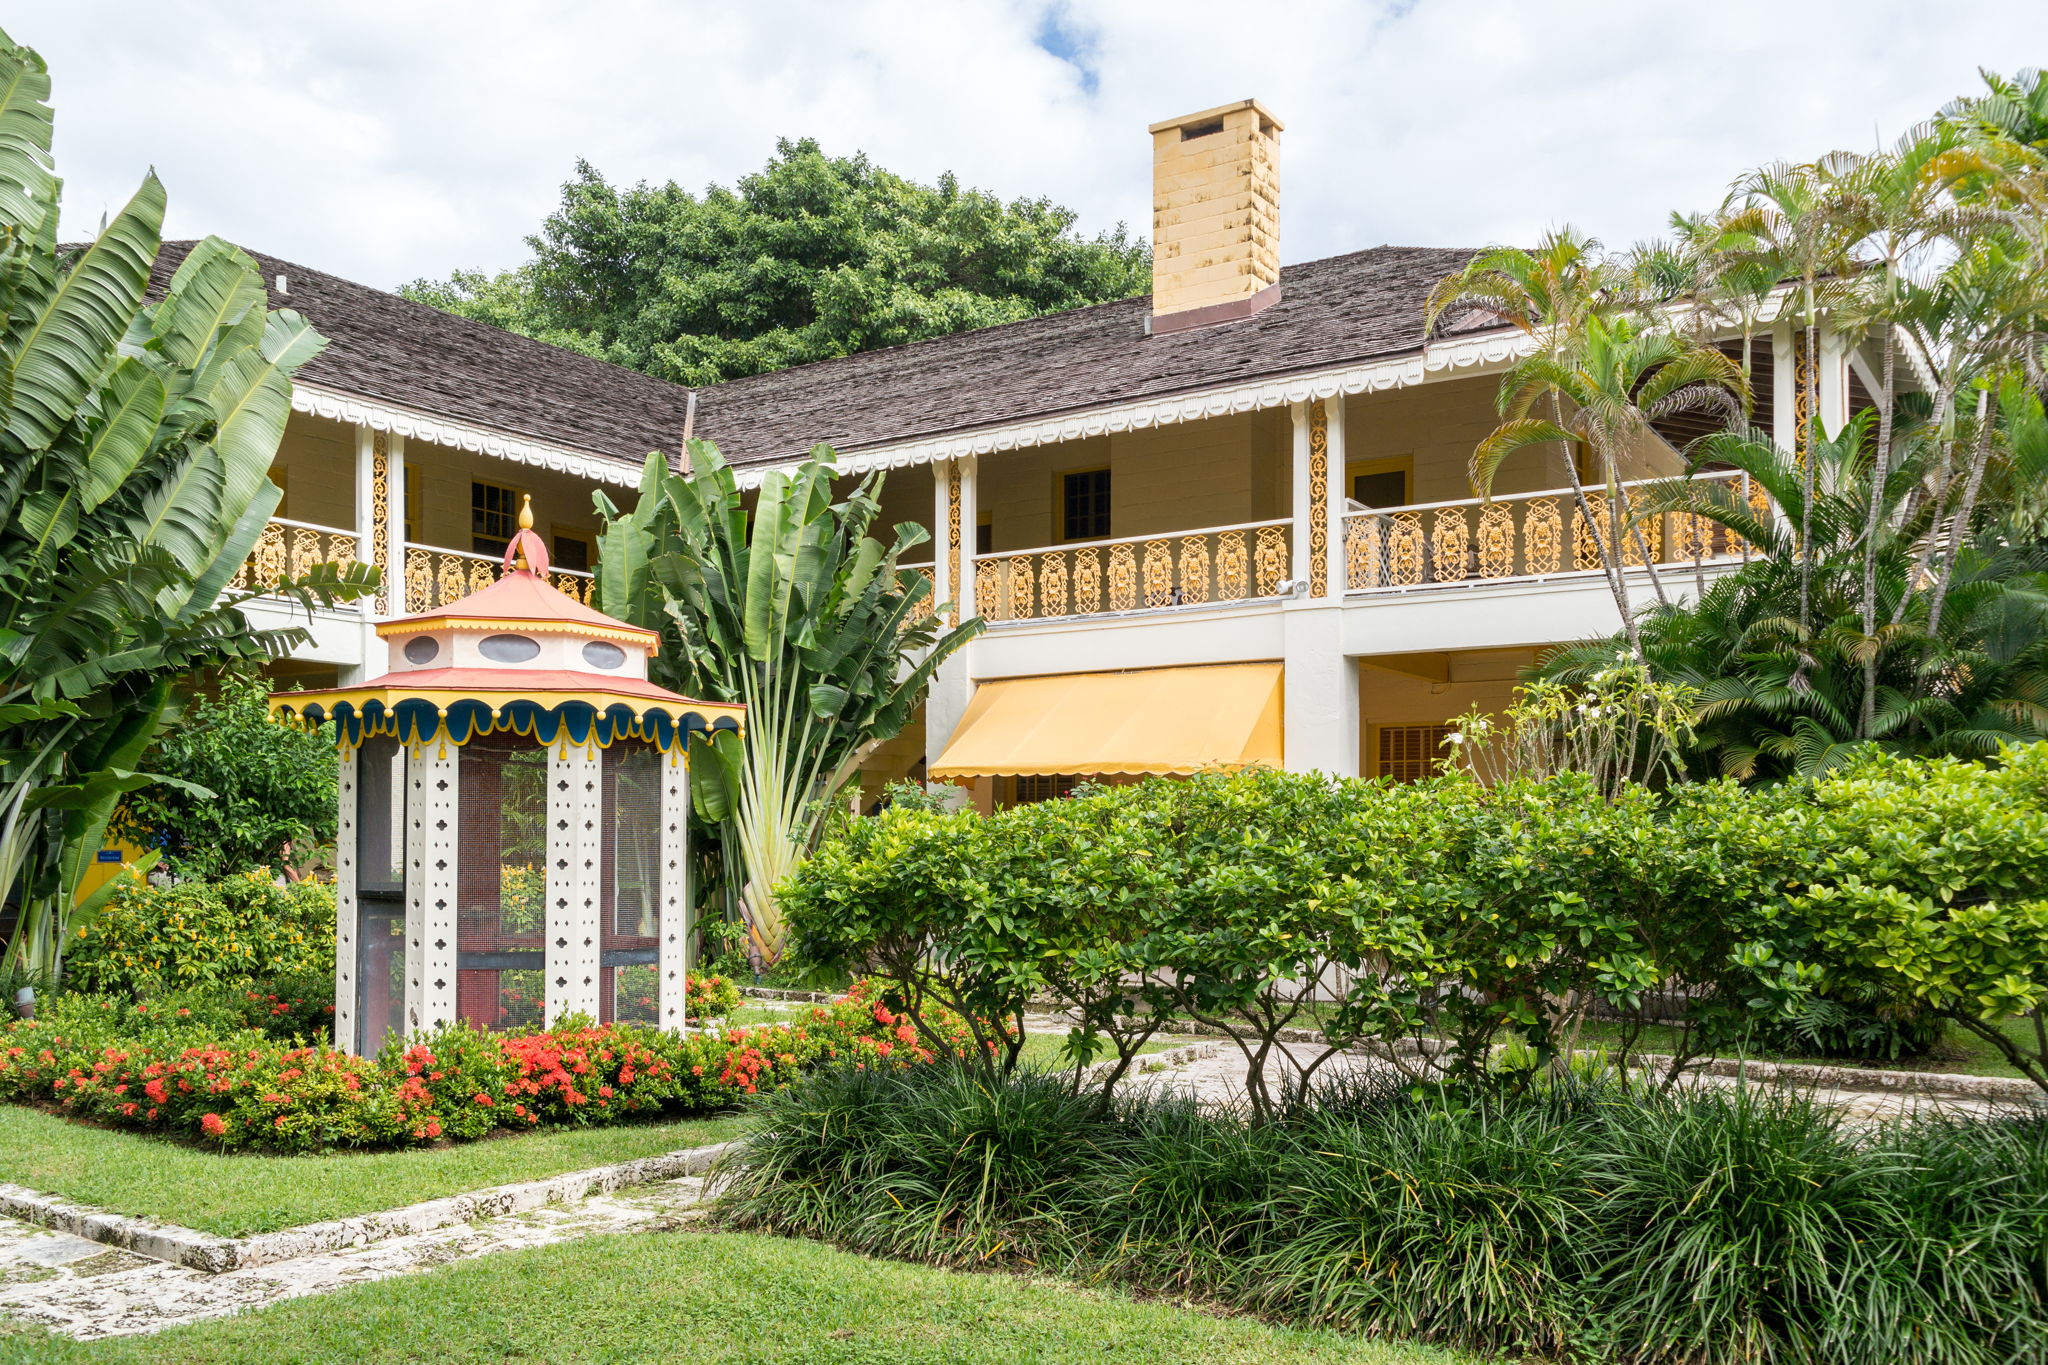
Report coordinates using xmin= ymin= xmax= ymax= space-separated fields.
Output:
xmin=1323 ymin=397 xmax=1348 ymax=599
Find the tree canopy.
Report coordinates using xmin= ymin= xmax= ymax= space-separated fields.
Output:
xmin=402 ymin=139 xmax=1151 ymax=385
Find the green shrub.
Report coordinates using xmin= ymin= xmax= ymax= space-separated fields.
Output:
xmin=720 ymin=1066 xmax=2048 ymax=1364
xmin=785 ymin=748 xmax=2048 ymax=1104
xmin=114 ymin=673 xmax=342 ymax=877
xmin=65 ymin=871 xmax=335 ymax=997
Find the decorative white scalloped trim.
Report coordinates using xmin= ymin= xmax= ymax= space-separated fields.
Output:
xmin=291 ymin=383 xmax=644 ymax=487
xmin=735 ymin=327 xmax=1532 ymax=488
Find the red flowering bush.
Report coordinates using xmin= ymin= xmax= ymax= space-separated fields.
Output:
xmin=0 ymin=980 xmax=988 ymax=1154
xmin=682 ymin=974 xmax=743 ymax=1018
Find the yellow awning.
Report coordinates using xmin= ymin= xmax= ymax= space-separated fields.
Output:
xmin=929 ymin=663 xmax=1283 ymax=780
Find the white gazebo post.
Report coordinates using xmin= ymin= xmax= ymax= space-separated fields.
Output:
xmin=275 ymin=497 xmax=742 ymax=1051
xmin=658 ymin=750 xmax=691 ymax=1031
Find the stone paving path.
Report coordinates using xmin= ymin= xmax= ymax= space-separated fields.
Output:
xmin=1120 ymin=1040 xmax=2026 ymax=1123
xmin=0 ymin=1174 xmax=709 ymax=1341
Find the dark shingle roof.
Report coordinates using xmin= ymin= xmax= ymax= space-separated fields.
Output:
xmin=150 ymin=241 xmax=691 ymax=467
xmin=150 ymin=241 xmax=1479 ymax=469
xmin=691 ymin=245 xmax=1479 ymax=465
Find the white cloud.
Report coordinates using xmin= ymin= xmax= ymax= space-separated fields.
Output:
xmin=28 ymin=0 xmax=2048 ymax=289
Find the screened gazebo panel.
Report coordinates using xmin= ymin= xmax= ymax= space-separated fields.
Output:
xmin=455 ymin=734 xmax=550 ymax=1031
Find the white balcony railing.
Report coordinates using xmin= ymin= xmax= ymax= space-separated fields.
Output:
xmin=404 ymin=542 xmax=594 ymax=612
xmin=1343 ymin=473 xmax=1763 ymax=595
xmin=231 ymin=517 xmax=360 ymax=596
xmin=977 ymin=519 xmax=1292 ymax=624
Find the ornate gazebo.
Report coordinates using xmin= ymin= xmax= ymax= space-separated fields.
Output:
xmin=273 ymin=505 xmax=742 ymax=1053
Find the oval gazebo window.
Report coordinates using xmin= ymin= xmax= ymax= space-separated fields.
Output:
xmin=402 ymin=635 xmax=440 ymax=665
xmin=582 ymin=640 xmax=627 ymax=670
xmin=478 ymin=633 xmax=541 ymax=663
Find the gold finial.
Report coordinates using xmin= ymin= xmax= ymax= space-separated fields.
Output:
xmin=517 ymin=494 xmax=535 ymax=531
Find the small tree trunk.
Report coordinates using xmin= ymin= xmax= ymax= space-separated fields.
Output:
xmin=1859 ymin=323 xmax=1898 ymax=739
xmin=1926 ymin=387 xmax=1998 ymax=641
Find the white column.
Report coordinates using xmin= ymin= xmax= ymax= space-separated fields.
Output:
xmin=1818 ymin=323 xmax=1849 ymax=438
xmin=926 ymin=457 xmax=978 ymax=807
xmin=931 ymin=459 xmax=952 ymax=617
xmin=548 ymin=739 xmax=603 ymax=1026
xmin=957 ymin=454 xmax=979 ymax=620
xmin=406 ymin=739 xmax=459 ymax=1034
xmin=1281 ymin=607 xmax=1360 ymax=777
xmin=1770 ymin=319 xmax=1797 ymax=452
xmin=333 ymin=745 xmax=359 ymax=1054
xmin=658 ymin=746 xmax=691 ymax=1032
xmin=1288 ymin=401 xmax=1313 ymax=587
xmin=348 ymin=428 xmax=379 ymax=685
xmin=1323 ymin=396 xmax=1348 ymax=597
xmin=384 ymin=432 xmax=407 ymax=634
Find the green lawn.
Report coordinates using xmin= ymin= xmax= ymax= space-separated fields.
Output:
xmin=0 ymin=1232 xmax=1473 ymax=1365
xmin=0 ymin=1106 xmax=743 ymax=1236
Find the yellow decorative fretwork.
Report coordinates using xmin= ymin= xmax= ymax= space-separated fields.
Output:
xmin=1253 ymin=525 xmax=1288 ymax=595
xmin=1477 ymin=502 xmax=1515 ymax=579
xmin=372 ymin=434 xmax=390 ymax=612
xmin=946 ymin=462 xmax=961 ymax=627
xmin=233 ymin=520 xmax=356 ymax=594
xmin=1073 ymin=547 xmax=1102 ymax=614
xmin=405 ymin=546 xmax=432 ymax=613
xmin=1178 ymin=535 xmax=1211 ymax=604
xmin=974 ymin=564 xmax=1007 ymax=622
xmin=1388 ymin=512 xmax=1426 ymax=586
xmin=1574 ymin=495 xmax=1611 ymax=572
xmin=1216 ymin=531 xmax=1248 ymax=599
xmin=1431 ymin=507 xmax=1470 ymax=583
xmin=1307 ymin=400 xmax=1329 ymax=597
xmin=1007 ymin=555 xmax=1034 ymax=620
xmin=242 ymin=521 xmax=286 ymax=589
xmin=1039 ymin=551 xmax=1069 ymax=618
xmin=1525 ymin=498 xmax=1563 ymax=574
xmin=1346 ymin=515 xmax=1380 ymax=590
xmin=1108 ymin=543 xmax=1138 ymax=611
xmin=1792 ymin=330 xmax=1812 ymax=466
xmin=1142 ymin=539 xmax=1173 ymax=608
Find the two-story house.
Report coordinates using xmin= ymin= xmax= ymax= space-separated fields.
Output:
xmin=215 ymin=99 xmax=1879 ymax=806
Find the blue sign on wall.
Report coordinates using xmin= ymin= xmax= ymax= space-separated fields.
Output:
xmin=95 ymin=849 xmax=122 ymax=863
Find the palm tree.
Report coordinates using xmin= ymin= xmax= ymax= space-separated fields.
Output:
xmin=593 ymin=442 xmax=980 ymax=965
xmin=1466 ymin=314 xmax=1750 ymax=656
xmin=1425 ymin=232 xmax=1657 ymax=643
xmin=1547 ymin=413 xmax=2048 ymax=779
xmin=1721 ymin=156 xmax=1865 ymax=633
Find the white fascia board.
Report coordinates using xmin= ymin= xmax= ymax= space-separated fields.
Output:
xmin=291 ymin=382 xmax=645 ymax=488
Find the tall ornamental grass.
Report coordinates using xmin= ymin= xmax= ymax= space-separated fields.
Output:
xmin=718 ymin=1067 xmax=2048 ymax=1364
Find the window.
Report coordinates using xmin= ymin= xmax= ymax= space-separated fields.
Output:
xmin=471 ymin=481 xmax=523 ymax=555
xmin=976 ymin=517 xmax=992 ymax=556
xmin=553 ymin=534 xmax=591 ymax=572
xmin=1378 ymin=725 xmax=1454 ymax=783
xmin=1010 ymin=774 xmax=1080 ymax=806
xmin=1351 ymin=469 xmax=1408 ymax=508
xmin=1061 ymin=469 xmax=1111 ymax=541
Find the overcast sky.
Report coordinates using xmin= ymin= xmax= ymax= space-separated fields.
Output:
xmin=28 ymin=2 xmax=2048 ymax=292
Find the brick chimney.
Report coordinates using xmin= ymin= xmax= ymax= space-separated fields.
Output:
xmin=1148 ymin=99 xmax=1282 ymax=334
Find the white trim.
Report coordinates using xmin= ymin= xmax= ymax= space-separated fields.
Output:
xmin=293 ymin=382 xmax=643 ymax=488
